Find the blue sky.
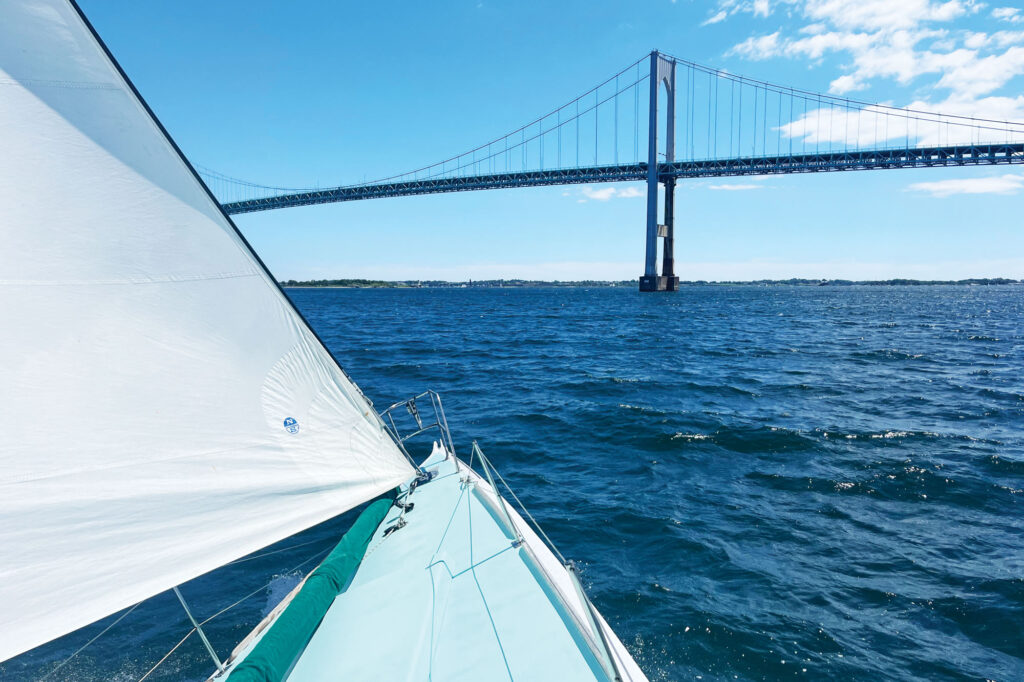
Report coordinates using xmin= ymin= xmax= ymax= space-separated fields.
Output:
xmin=79 ymin=0 xmax=1024 ymax=280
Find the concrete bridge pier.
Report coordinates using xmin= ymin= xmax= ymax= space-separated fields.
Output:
xmin=639 ymin=51 xmax=680 ymax=293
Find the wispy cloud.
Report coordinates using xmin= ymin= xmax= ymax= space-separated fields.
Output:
xmin=993 ymin=7 xmax=1023 ymax=24
xmin=707 ymin=183 xmax=765 ymax=190
xmin=576 ymin=185 xmax=646 ymax=202
xmin=907 ymin=173 xmax=1024 ymax=196
xmin=582 ymin=187 xmax=617 ymax=201
xmin=703 ymin=9 xmax=729 ymax=25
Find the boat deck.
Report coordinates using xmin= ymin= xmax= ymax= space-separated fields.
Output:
xmin=286 ymin=448 xmax=612 ymax=681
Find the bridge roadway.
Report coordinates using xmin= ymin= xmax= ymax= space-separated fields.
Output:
xmin=221 ymin=142 xmax=1024 ymax=214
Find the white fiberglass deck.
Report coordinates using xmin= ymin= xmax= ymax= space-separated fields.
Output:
xmin=282 ymin=446 xmax=645 ymax=681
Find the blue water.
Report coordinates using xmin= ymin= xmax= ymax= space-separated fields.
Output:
xmin=7 ymin=285 xmax=1023 ymax=681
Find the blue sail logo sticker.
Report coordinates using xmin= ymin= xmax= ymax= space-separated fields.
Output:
xmin=283 ymin=417 xmax=299 ymax=435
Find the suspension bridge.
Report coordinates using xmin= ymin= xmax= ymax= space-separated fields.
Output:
xmin=201 ymin=51 xmax=1024 ymax=291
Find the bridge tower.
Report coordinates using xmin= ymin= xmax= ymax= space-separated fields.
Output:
xmin=639 ymin=51 xmax=680 ymax=292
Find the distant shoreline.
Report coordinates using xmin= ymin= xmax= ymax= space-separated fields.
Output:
xmin=280 ymin=277 xmax=1021 ymax=289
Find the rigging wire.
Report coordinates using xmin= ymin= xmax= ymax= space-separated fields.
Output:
xmin=223 ymin=535 xmax=334 ymax=567
xmin=466 ymin=443 xmax=564 ymax=564
xmin=40 ymin=540 xmax=337 ymax=682
xmin=39 ymin=603 xmax=141 ymax=681
xmin=137 ymin=630 xmax=195 ymax=682
xmin=198 ymin=547 xmax=332 ymax=630
xmin=133 ymin=545 xmax=332 ymax=681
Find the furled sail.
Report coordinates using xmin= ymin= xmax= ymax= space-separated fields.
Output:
xmin=0 ymin=0 xmax=414 ymax=663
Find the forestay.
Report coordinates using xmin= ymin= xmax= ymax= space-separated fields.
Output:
xmin=0 ymin=0 xmax=414 ymax=663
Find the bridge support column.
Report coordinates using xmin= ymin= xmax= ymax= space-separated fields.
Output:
xmin=639 ymin=51 xmax=680 ymax=293
xmin=662 ymin=178 xmax=676 ymax=286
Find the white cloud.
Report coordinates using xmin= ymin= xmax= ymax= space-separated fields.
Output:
xmin=715 ymin=0 xmax=1024 ymax=105
xmin=581 ymin=187 xmax=617 ymax=201
xmin=707 ymin=183 xmax=765 ymax=190
xmin=907 ymin=172 xmax=1024 ymax=195
xmin=777 ymin=95 xmax=1024 ymax=147
xmin=617 ymin=186 xmax=645 ymax=198
xmin=803 ymin=0 xmax=972 ymax=32
xmin=710 ymin=0 xmax=976 ymax=31
xmin=576 ymin=185 xmax=646 ymax=202
xmin=964 ymin=31 xmax=989 ymax=48
xmin=932 ymin=46 xmax=1024 ymax=97
xmin=703 ymin=9 xmax=728 ymax=25
xmin=993 ymin=30 xmax=1024 ymax=47
xmin=729 ymin=32 xmax=783 ymax=59
xmin=993 ymin=7 xmax=1023 ymax=23
xmin=830 ymin=73 xmax=865 ymax=92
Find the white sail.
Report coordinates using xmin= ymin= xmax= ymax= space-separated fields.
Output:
xmin=0 ymin=0 xmax=414 ymax=662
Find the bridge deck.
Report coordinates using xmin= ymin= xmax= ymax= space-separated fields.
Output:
xmin=221 ymin=143 xmax=1024 ymax=214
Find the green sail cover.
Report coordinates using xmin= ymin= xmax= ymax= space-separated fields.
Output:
xmin=228 ymin=497 xmax=395 ymax=682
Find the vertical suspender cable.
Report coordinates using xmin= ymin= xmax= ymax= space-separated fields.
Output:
xmin=905 ymin=105 xmax=909 ymax=152
xmin=690 ymin=64 xmax=695 ymax=159
xmin=683 ymin=65 xmax=689 ymax=160
xmin=738 ymin=78 xmax=743 ymax=158
xmin=777 ymin=87 xmax=782 ymax=156
xmin=873 ymin=105 xmax=878 ymax=151
xmin=634 ymin=63 xmax=640 ymax=162
xmin=540 ymin=121 xmax=544 ymax=170
xmin=713 ymin=72 xmax=718 ymax=159
xmin=789 ymin=89 xmax=794 ymax=157
xmin=557 ymin=109 xmax=561 ymax=168
xmin=829 ymin=101 xmax=834 ymax=154
xmin=803 ymin=97 xmax=808 ymax=155
xmin=884 ymin=104 xmax=889 ymax=151
xmin=856 ymin=100 xmax=861 ymax=151
xmin=844 ymin=98 xmax=849 ymax=152
xmin=707 ymin=71 xmax=712 ymax=159
xmin=615 ymin=74 xmax=619 ymax=165
xmin=762 ymin=84 xmax=767 ymax=157
xmin=816 ymin=94 xmax=820 ymax=155
xmin=753 ymin=81 xmax=758 ymax=156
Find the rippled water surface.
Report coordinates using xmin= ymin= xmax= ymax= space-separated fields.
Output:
xmin=8 ymin=285 xmax=1023 ymax=681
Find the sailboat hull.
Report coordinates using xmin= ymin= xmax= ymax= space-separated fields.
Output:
xmin=219 ymin=444 xmax=648 ymax=681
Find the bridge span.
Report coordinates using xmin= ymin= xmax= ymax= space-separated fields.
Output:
xmin=221 ymin=143 xmax=1024 ymax=213
xmin=204 ymin=51 xmax=1024 ymax=291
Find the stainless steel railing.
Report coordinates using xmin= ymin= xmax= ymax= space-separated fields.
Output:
xmin=378 ymin=390 xmax=456 ymax=462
